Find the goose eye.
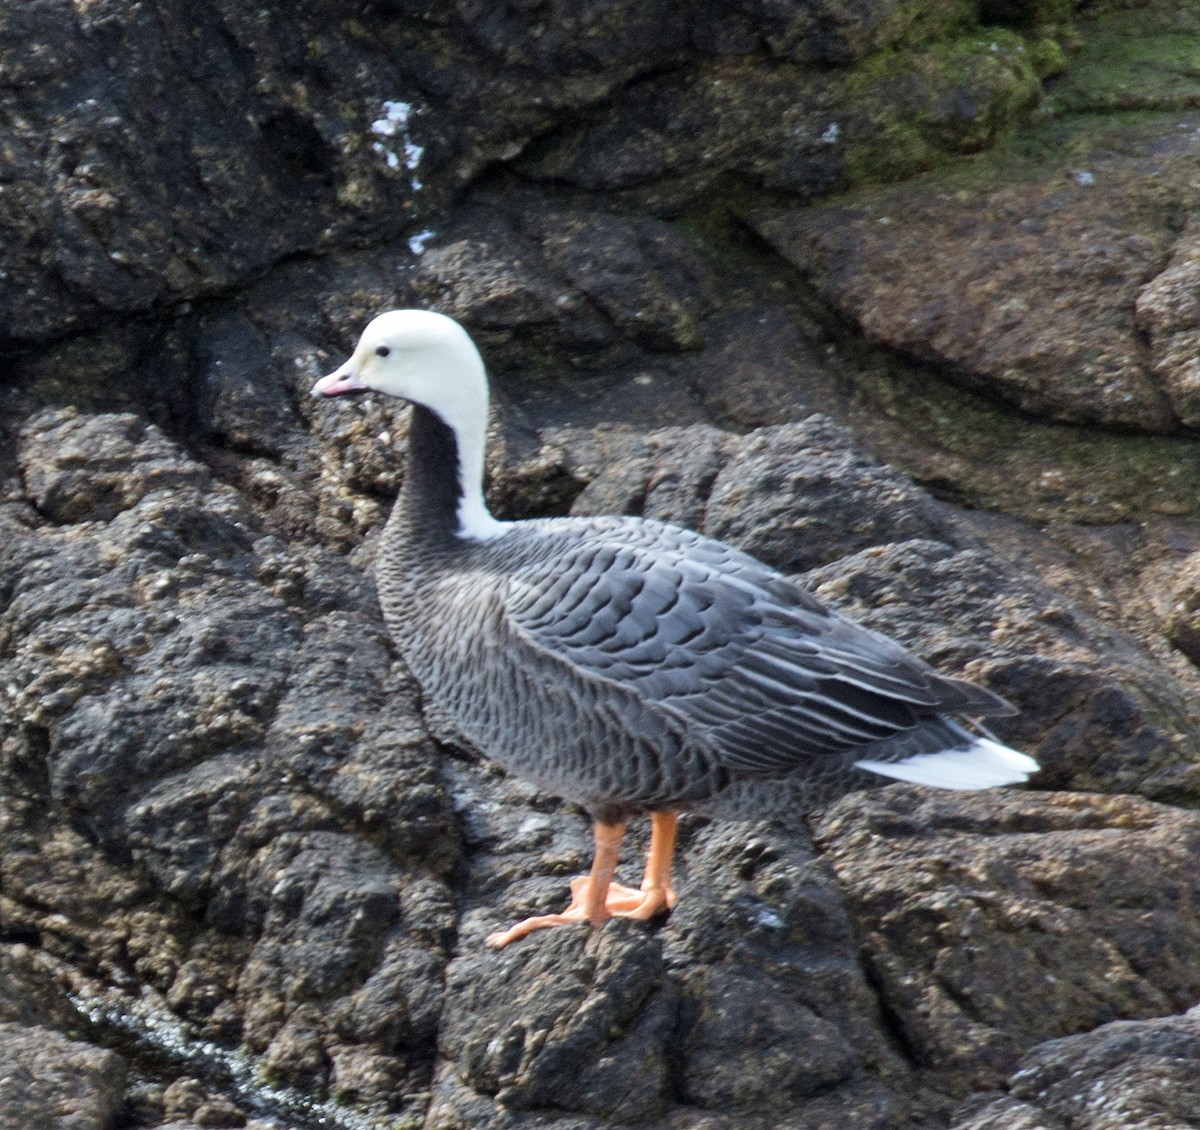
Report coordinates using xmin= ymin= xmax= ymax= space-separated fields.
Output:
xmin=375 ymin=345 xmax=391 ymax=358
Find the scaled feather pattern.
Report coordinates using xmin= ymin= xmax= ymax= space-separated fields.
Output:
xmin=312 ymin=309 xmax=1039 ymax=945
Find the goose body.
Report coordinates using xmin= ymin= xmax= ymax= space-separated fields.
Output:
xmin=313 ymin=310 xmax=1038 ymax=945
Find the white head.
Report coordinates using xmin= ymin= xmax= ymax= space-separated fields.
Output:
xmin=313 ymin=309 xmax=487 ymax=426
xmin=312 ymin=309 xmax=505 ymax=540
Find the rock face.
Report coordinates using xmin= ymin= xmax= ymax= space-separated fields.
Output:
xmin=5 ymin=1 xmax=1200 ymax=1129
xmin=0 ymin=0 xmax=1048 ymax=347
xmin=816 ymin=790 xmax=1200 ymax=1094
xmin=4 ymin=409 xmax=459 ymax=1116
xmin=952 ymin=1005 xmax=1200 ymax=1130
xmin=750 ymin=167 xmax=1178 ymax=432
xmin=0 ymin=1023 xmax=126 ymax=1130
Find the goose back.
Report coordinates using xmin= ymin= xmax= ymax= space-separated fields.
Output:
xmin=377 ymin=478 xmax=1014 ymax=820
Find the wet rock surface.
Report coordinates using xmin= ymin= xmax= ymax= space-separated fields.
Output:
xmin=5 ymin=1 xmax=1200 ymax=1128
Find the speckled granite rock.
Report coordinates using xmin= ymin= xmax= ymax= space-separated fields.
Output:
xmin=951 ymin=1005 xmax=1200 ymax=1130
xmin=0 ymin=1022 xmax=126 ymax=1130
xmin=5 ymin=2 xmax=1200 ymax=1128
xmin=815 ymin=790 xmax=1200 ymax=1096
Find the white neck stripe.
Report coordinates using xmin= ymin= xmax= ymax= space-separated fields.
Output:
xmin=457 ymin=494 xmax=508 ymax=541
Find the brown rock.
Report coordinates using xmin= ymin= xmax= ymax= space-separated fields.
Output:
xmin=746 ymin=117 xmax=1200 ymax=431
xmin=18 ymin=409 xmax=211 ymax=524
xmin=1135 ymin=215 xmax=1200 ymax=427
xmin=0 ymin=1022 xmax=126 ymax=1130
xmin=815 ymin=789 xmax=1200 ymax=1095
xmin=1154 ymin=548 xmax=1200 ymax=666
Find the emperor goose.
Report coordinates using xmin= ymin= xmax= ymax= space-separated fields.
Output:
xmin=312 ymin=309 xmax=1038 ymax=947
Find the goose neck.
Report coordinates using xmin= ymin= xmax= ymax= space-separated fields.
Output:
xmin=399 ymin=403 xmax=505 ymax=542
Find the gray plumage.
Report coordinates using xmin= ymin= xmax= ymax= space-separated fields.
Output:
xmin=380 ymin=505 xmax=1019 ymax=823
xmin=312 ymin=309 xmax=1037 ymax=942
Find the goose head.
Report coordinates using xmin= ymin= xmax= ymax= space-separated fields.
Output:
xmin=312 ymin=309 xmax=489 ymax=436
xmin=312 ymin=309 xmax=505 ymax=540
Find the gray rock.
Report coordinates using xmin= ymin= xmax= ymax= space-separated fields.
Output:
xmin=560 ymin=424 xmax=730 ymax=530
xmin=703 ymin=418 xmax=951 ymax=572
xmin=406 ymin=205 xmax=716 ymax=362
xmin=9 ymin=385 xmax=1200 ymax=1129
xmin=680 ymin=969 xmax=858 ymax=1103
xmin=0 ymin=0 xmax=1043 ymax=344
xmin=3 ymin=4 xmax=1200 ymax=1128
xmin=436 ymin=797 xmax=911 ymax=1128
xmin=2 ymin=411 xmax=456 ymax=1122
xmin=0 ymin=1 xmax=446 ymax=343
xmin=441 ymin=925 xmax=674 ymax=1119
xmin=815 ymin=789 xmax=1200 ymax=1097
xmin=0 ymin=1022 xmax=125 ymax=1130
xmin=687 ymin=304 xmax=833 ymax=432
xmin=802 ymin=538 xmax=1200 ymax=796
xmin=1135 ymin=214 xmax=1200 ymax=428
xmin=560 ymin=415 xmax=949 ymax=570
xmin=192 ymin=312 xmax=300 ymax=456
xmin=666 ymin=823 xmax=903 ymax=1118
xmin=528 ymin=209 xmax=715 ymax=352
xmin=18 ymin=409 xmax=211 ymax=523
xmin=408 ymin=208 xmax=607 ymax=353
xmin=952 ymin=1006 xmax=1200 ymax=1129
xmin=1156 ymin=548 xmax=1200 ymax=668
xmin=516 ymin=34 xmax=1043 ymax=210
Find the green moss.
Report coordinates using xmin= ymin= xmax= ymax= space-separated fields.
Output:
xmin=1044 ymin=4 xmax=1200 ymax=114
xmin=856 ymin=360 xmax=1200 ymax=524
xmin=842 ymin=29 xmax=1044 ymax=187
xmin=886 ymin=0 xmax=979 ymax=48
xmin=1024 ymin=35 xmax=1069 ymax=79
xmin=703 ymin=2 xmax=1200 ymax=523
xmin=830 ymin=0 xmax=1200 ymax=193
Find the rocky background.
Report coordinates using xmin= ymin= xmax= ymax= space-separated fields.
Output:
xmin=4 ymin=1 xmax=1200 ymax=1127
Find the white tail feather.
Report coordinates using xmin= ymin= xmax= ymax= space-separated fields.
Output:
xmin=855 ymin=737 xmax=1039 ymax=791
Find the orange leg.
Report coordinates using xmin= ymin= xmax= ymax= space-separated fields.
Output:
xmin=632 ymin=810 xmax=678 ymax=917
xmin=485 ymin=812 xmax=679 ymax=948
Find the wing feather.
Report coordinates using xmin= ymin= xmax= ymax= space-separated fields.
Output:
xmin=503 ymin=517 xmax=1010 ymax=777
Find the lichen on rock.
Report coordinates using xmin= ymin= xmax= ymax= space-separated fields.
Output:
xmin=6 ymin=0 xmax=1200 ymax=1127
